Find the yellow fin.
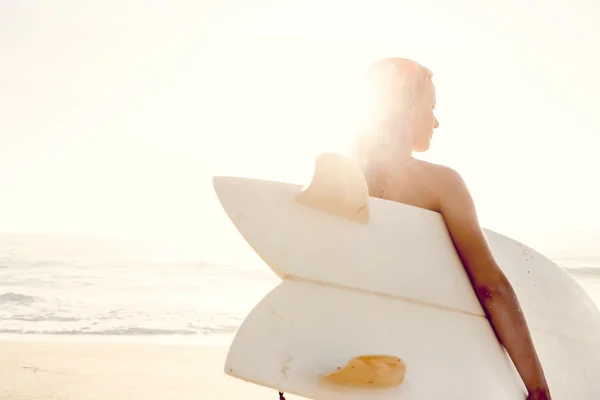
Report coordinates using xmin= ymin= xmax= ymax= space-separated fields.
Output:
xmin=321 ymin=355 xmax=406 ymax=389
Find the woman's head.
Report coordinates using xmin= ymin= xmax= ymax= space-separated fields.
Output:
xmin=352 ymin=57 xmax=439 ymax=169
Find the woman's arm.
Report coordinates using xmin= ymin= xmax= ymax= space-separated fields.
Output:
xmin=434 ymin=166 xmax=551 ymax=400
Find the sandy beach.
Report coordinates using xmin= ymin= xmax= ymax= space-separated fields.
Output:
xmin=0 ymin=338 xmax=305 ymax=400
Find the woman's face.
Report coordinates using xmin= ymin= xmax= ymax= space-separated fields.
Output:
xmin=411 ymin=80 xmax=439 ymax=152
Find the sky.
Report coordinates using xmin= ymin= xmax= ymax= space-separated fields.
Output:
xmin=1 ymin=0 xmax=599 ymax=262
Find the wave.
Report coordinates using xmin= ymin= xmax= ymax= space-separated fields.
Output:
xmin=0 ymin=325 xmax=240 ymax=336
xmin=0 ymin=292 xmax=40 ymax=304
xmin=5 ymin=315 xmax=80 ymax=322
xmin=565 ymin=267 xmax=600 ymax=278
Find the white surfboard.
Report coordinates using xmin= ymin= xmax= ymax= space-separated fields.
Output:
xmin=213 ymin=153 xmax=600 ymax=400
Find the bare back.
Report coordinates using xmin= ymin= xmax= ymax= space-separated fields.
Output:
xmin=370 ymin=158 xmax=441 ymax=212
xmin=372 ymin=158 xmax=503 ymax=290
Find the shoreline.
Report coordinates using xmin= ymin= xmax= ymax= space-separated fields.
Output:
xmin=0 ymin=332 xmax=236 ymax=346
xmin=0 ymin=337 xmax=306 ymax=400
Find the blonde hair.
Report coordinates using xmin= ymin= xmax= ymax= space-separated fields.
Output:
xmin=350 ymin=58 xmax=433 ymax=196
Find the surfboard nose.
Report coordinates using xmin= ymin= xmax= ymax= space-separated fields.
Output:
xmin=212 ymin=175 xmax=301 ymax=279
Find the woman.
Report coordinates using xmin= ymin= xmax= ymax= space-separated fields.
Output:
xmin=351 ymin=57 xmax=551 ymax=400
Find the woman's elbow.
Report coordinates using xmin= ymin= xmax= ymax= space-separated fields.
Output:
xmin=473 ymin=276 xmax=515 ymax=307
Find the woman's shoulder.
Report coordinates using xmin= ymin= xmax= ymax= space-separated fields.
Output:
xmin=408 ymin=159 xmax=473 ymax=211
xmin=410 ymin=159 xmax=465 ymax=186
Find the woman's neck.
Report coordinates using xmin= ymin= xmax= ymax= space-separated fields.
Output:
xmin=389 ymin=125 xmax=413 ymax=164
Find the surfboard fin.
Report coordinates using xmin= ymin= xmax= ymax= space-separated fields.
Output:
xmin=321 ymin=355 xmax=406 ymax=389
xmin=295 ymin=152 xmax=370 ymax=223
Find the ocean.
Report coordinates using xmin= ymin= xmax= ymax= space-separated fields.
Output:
xmin=1 ymin=234 xmax=599 ymax=338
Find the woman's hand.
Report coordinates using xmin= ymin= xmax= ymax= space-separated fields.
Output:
xmin=527 ymin=388 xmax=552 ymax=400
